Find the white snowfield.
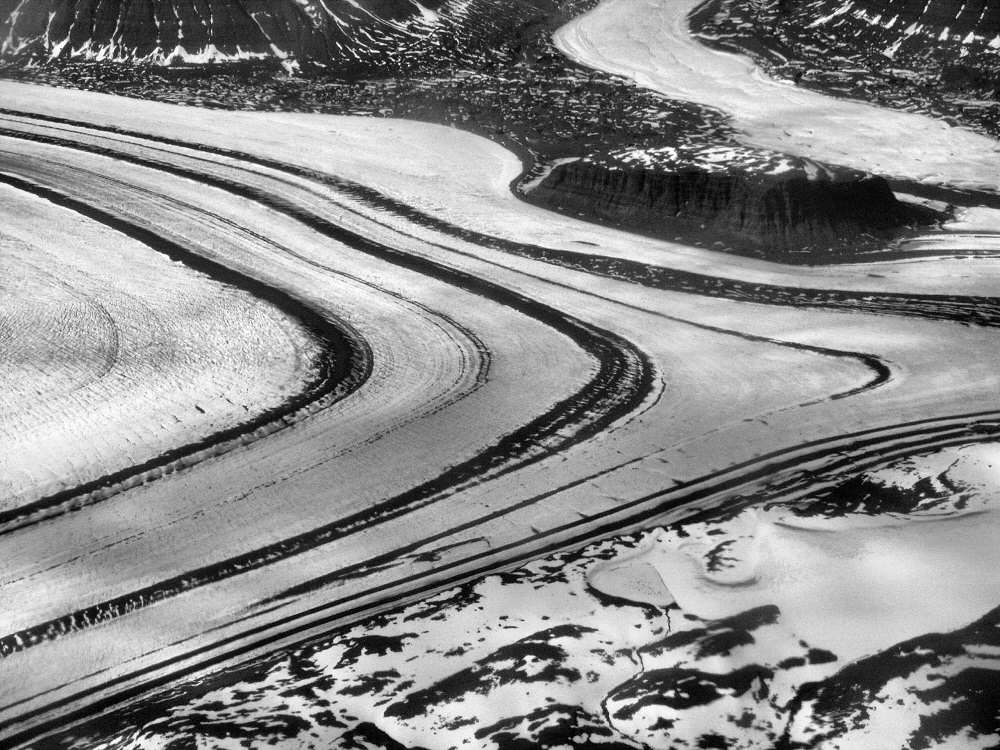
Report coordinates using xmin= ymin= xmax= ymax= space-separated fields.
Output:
xmin=0 ymin=183 xmax=324 ymax=506
xmin=1 ymin=5 xmax=1000 ymax=740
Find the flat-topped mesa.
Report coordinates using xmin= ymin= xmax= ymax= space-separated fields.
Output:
xmin=523 ymin=145 xmax=930 ymax=258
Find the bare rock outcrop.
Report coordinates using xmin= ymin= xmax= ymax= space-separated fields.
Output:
xmin=0 ymin=0 xmax=540 ymax=69
xmin=801 ymin=0 xmax=1000 ymax=56
xmin=725 ymin=0 xmax=1000 ymax=95
xmin=524 ymin=145 xmax=929 ymax=258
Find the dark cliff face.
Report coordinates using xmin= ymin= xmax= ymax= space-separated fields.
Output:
xmin=0 ymin=0 xmax=538 ymax=68
xmin=736 ymin=0 xmax=1000 ymax=91
xmin=801 ymin=0 xmax=1000 ymax=98
xmin=524 ymin=147 xmax=925 ymax=257
xmin=693 ymin=0 xmax=1000 ymax=138
xmin=805 ymin=0 xmax=1000 ymax=50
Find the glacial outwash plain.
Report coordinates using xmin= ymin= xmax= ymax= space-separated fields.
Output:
xmin=2 ymin=0 xmax=1000 ymax=746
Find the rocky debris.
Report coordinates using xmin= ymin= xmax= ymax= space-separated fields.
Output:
xmin=524 ymin=145 xmax=932 ymax=258
xmin=382 ymin=624 xmax=596 ymax=721
xmin=775 ymin=440 xmax=1000 ymax=519
xmin=40 ymin=458 xmax=1000 ymax=750
xmin=0 ymin=14 xmax=733 ymax=193
xmin=0 ymin=0 xmax=549 ymax=71
xmin=693 ymin=0 xmax=1000 ymax=138
xmin=475 ymin=704 xmax=646 ymax=750
xmin=797 ymin=0 xmax=1000 ymax=65
xmin=601 ymin=603 xmax=843 ymax=749
xmin=786 ymin=603 xmax=1000 ymax=748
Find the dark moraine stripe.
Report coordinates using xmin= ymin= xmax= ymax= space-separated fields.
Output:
xmin=0 ymin=120 xmax=656 ymax=658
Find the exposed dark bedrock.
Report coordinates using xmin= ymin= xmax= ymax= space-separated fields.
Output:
xmin=0 ymin=0 xmax=567 ymax=73
xmin=790 ymin=0 xmax=1000 ymax=59
xmin=783 ymin=602 xmax=1000 ymax=749
xmin=693 ymin=0 xmax=1000 ymax=138
xmin=526 ymin=148 xmax=936 ymax=258
xmin=1 ymin=0 xmax=435 ymax=63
